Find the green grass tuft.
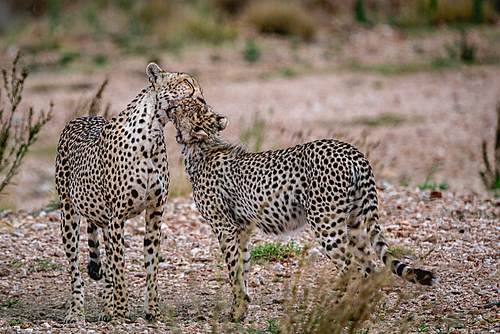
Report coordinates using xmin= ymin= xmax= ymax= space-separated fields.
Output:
xmin=418 ymin=175 xmax=449 ymax=190
xmin=251 ymin=241 xmax=300 ymax=263
xmin=243 ymin=40 xmax=260 ymax=63
xmin=354 ymin=113 xmax=406 ymax=127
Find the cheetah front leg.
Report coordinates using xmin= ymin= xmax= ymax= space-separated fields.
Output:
xmin=143 ymin=206 xmax=163 ymax=321
xmin=108 ymin=216 xmax=130 ymax=322
xmin=216 ymin=223 xmax=252 ymax=322
xmin=60 ymin=203 xmax=85 ymax=323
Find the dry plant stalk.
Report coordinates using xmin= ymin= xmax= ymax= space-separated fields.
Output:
xmin=88 ymin=77 xmax=110 ymax=118
xmin=69 ymin=77 xmax=110 ymax=121
xmin=480 ymin=102 xmax=500 ymax=190
xmin=0 ymin=52 xmax=53 ymax=194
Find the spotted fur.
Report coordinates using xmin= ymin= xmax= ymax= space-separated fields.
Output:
xmin=55 ymin=63 xmax=204 ymax=323
xmin=168 ymin=97 xmax=439 ymax=321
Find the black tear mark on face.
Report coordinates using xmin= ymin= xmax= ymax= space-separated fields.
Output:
xmin=184 ymin=79 xmax=195 ymax=98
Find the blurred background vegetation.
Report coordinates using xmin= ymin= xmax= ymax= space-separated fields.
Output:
xmin=0 ymin=0 xmax=499 ymax=63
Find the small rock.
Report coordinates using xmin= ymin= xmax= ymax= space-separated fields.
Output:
xmin=272 ymin=263 xmax=285 ymax=276
xmin=31 ymin=223 xmax=47 ymax=231
xmin=248 ymin=305 xmax=261 ymax=310
xmin=135 ymin=317 xmax=147 ymax=324
xmin=48 ymin=210 xmax=61 ymax=221
xmin=378 ymin=181 xmax=392 ymax=190
xmin=0 ymin=209 xmax=12 ymax=218
xmin=307 ymin=248 xmax=322 ymax=263
xmin=0 ymin=268 xmax=11 ymax=277
xmin=18 ymin=268 xmax=27 ymax=278
xmin=191 ymin=248 xmax=200 ymax=256
xmin=430 ymin=190 xmax=442 ymax=199
xmin=249 ymin=277 xmax=261 ymax=287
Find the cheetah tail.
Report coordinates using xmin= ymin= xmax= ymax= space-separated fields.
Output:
xmin=372 ymin=230 xmax=439 ymax=286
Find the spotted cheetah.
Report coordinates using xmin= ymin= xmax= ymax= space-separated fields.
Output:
xmin=167 ymin=96 xmax=438 ymax=321
xmin=55 ymin=63 xmax=204 ymax=323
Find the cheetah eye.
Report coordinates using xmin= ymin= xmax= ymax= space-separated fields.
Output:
xmin=197 ymin=97 xmax=206 ymax=104
xmin=193 ymin=126 xmax=203 ymax=133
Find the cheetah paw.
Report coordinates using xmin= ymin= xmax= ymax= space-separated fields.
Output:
xmin=231 ymin=300 xmax=249 ymax=323
xmin=145 ymin=306 xmax=162 ymax=321
xmin=111 ymin=315 xmax=128 ymax=324
xmin=98 ymin=310 xmax=113 ymax=322
xmin=64 ymin=311 xmax=85 ymax=324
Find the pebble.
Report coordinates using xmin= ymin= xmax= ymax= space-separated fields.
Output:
xmin=307 ymin=248 xmax=322 ymax=263
xmin=30 ymin=223 xmax=47 ymax=231
xmin=272 ymin=263 xmax=284 ymax=276
xmin=249 ymin=276 xmax=262 ymax=287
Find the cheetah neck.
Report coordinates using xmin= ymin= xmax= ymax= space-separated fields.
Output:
xmin=115 ymin=86 xmax=166 ymax=135
xmin=180 ymin=137 xmax=248 ymax=181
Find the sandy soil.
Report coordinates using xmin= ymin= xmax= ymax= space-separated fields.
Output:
xmin=2 ymin=49 xmax=500 ymax=210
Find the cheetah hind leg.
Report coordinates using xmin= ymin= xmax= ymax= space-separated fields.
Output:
xmin=87 ymin=222 xmax=104 ymax=281
xmin=98 ymin=228 xmax=114 ymax=322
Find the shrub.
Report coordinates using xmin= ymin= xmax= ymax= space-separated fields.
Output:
xmin=243 ymin=39 xmax=260 ymax=62
xmin=157 ymin=2 xmax=238 ymax=46
xmin=0 ymin=52 xmax=53 ymax=194
xmin=244 ymin=0 xmax=317 ymax=41
xmin=430 ymin=0 xmax=497 ymax=24
xmin=212 ymin=0 xmax=249 ymax=15
xmin=354 ymin=0 xmax=367 ymax=23
xmin=472 ymin=0 xmax=484 ymax=23
xmin=458 ymin=27 xmax=476 ymax=63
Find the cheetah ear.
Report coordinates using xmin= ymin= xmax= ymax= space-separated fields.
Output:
xmin=147 ymin=62 xmax=163 ymax=84
xmin=192 ymin=126 xmax=208 ymax=140
xmin=218 ymin=116 xmax=229 ymax=131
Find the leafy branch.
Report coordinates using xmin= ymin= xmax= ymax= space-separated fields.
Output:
xmin=0 ymin=52 xmax=53 ymax=194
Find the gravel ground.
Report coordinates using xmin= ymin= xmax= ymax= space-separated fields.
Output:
xmin=0 ymin=185 xmax=499 ymax=333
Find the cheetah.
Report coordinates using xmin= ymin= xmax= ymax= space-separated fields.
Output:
xmin=55 ymin=63 xmax=204 ymax=323
xmin=167 ymin=96 xmax=439 ymax=321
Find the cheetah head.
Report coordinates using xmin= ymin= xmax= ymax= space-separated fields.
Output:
xmin=168 ymin=97 xmax=229 ymax=145
xmin=146 ymin=63 xmax=205 ymax=126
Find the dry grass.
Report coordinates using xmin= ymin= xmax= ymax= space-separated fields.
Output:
xmin=243 ymin=0 xmax=317 ymax=41
xmin=278 ymin=260 xmax=394 ymax=334
xmin=430 ymin=0 xmax=498 ymax=24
